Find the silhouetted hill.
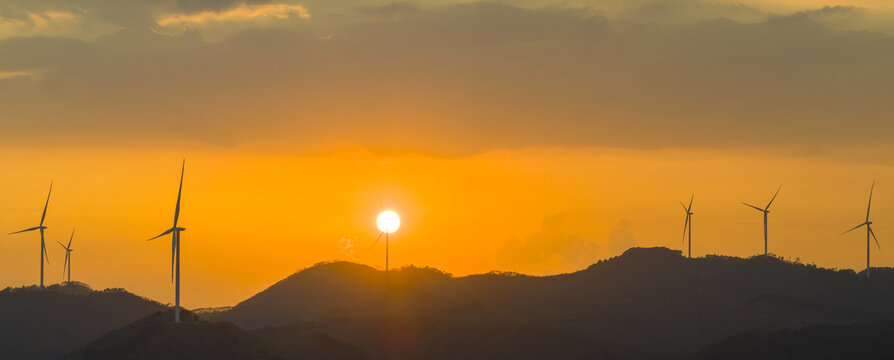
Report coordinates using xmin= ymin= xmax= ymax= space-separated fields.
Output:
xmin=215 ymin=262 xmax=453 ymax=329
xmin=67 ymin=309 xmax=294 ymax=360
xmin=692 ymin=321 xmax=894 ymax=359
xmin=213 ymin=248 xmax=894 ymax=359
xmin=0 ymin=282 xmax=165 ymax=360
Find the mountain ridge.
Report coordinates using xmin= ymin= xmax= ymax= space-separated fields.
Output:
xmin=210 ymin=247 xmax=894 ymax=359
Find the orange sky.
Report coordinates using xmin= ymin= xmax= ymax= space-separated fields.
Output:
xmin=2 ymin=144 xmax=893 ymax=307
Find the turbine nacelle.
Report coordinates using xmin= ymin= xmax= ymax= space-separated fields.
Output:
xmin=148 ymin=226 xmax=185 ymax=241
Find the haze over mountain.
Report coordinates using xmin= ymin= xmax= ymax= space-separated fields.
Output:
xmin=211 ymin=247 xmax=894 ymax=359
xmin=0 ymin=282 xmax=164 ymax=360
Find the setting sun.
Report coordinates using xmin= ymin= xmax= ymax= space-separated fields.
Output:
xmin=377 ymin=211 xmax=400 ymax=234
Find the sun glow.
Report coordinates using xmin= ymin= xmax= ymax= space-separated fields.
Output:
xmin=377 ymin=210 xmax=400 ymax=233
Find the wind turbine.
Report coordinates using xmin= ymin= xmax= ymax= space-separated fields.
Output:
xmin=373 ymin=207 xmax=400 ymax=275
xmin=57 ymin=229 xmax=74 ymax=283
xmin=9 ymin=181 xmax=52 ymax=289
xmin=148 ymin=160 xmax=186 ymax=323
xmin=741 ymin=186 xmax=781 ymax=256
xmin=841 ymin=182 xmax=880 ymax=279
xmin=680 ymin=194 xmax=693 ymax=258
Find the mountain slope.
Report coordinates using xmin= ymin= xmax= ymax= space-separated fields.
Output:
xmin=215 ymin=262 xmax=454 ymax=329
xmin=0 ymin=282 xmax=165 ymax=360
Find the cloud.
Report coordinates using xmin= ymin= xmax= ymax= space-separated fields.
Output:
xmin=608 ymin=219 xmax=636 ymax=256
xmin=0 ymin=70 xmax=35 ymax=80
xmin=496 ymin=214 xmax=602 ymax=274
xmin=176 ymin=0 xmax=273 ymax=14
xmin=337 ymin=237 xmax=356 ymax=260
xmin=0 ymin=9 xmax=89 ymax=39
xmin=2 ymin=1 xmax=894 ymax=155
xmin=357 ymin=2 xmax=420 ymax=19
xmin=157 ymin=3 xmax=310 ymax=27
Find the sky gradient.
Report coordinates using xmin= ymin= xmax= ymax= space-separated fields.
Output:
xmin=3 ymin=0 xmax=894 ymax=307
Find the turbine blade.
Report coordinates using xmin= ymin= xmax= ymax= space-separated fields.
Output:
xmin=866 ymin=181 xmax=875 ymax=222
xmin=171 ymin=232 xmax=177 ymax=283
xmin=870 ymin=226 xmax=880 ymax=251
xmin=680 ymin=201 xmax=688 ymax=212
xmin=174 ymin=160 xmax=184 ymax=227
xmin=688 ymin=194 xmax=694 ymax=211
xmin=741 ymin=202 xmax=765 ymax=212
xmin=766 ymin=186 xmax=781 ymax=210
xmin=40 ymin=181 xmax=52 ymax=226
xmin=67 ymin=228 xmax=74 ymax=248
xmin=370 ymin=231 xmax=384 ymax=249
xmin=682 ymin=215 xmax=690 ymax=244
xmin=148 ymin=228 xmax=175 ymax=241
xmin=9 ymin=226 xmax=40 ymax=235
xmin=840 ymin=223 xmax=866 ymax=235
xmin=57 ymin=240 xmax=67 ymax=250
xmin=63 ymin=253 xmax=69 ymax=278
xmin=42 ymin=241 xmax=50 ymax=265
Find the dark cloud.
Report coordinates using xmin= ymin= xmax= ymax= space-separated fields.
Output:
xmin=2 ymin=1 xmax=894 ymax=154
xmin=357 ymin=2 xmax=420 ymax=19
xmin=619 ymin=0 xmax=766 ymax=24
xmin=176 ymin=0 xmax=271 ymax=14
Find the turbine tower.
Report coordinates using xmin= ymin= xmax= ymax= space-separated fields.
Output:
xmin=373 ymin=208 xmax=400 ymax=275
xmin=57 ymin=229 xmax=75 ymax=283
xmin=148 ymin=160 xmax=186 ymax=323
xmin=9 ymin=181 xmax=52 ymax=289
xmin=741 ymin=186 xmax=781 ymax=256
xmin=841 ymin=182 xmax=880 ymax=279
xmin=680 ymin=194 xmax=693 ymax=258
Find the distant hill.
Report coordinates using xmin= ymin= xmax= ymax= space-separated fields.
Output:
xmin=692 ymin=321 xmax=894 ymax=359
xmin=67 ymin=309 xmax=366 ymax=360
xmin=212 ymin=247 xmax=894 ymax=359
xmin=0 ymin=282 xmax=165 ymax=360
